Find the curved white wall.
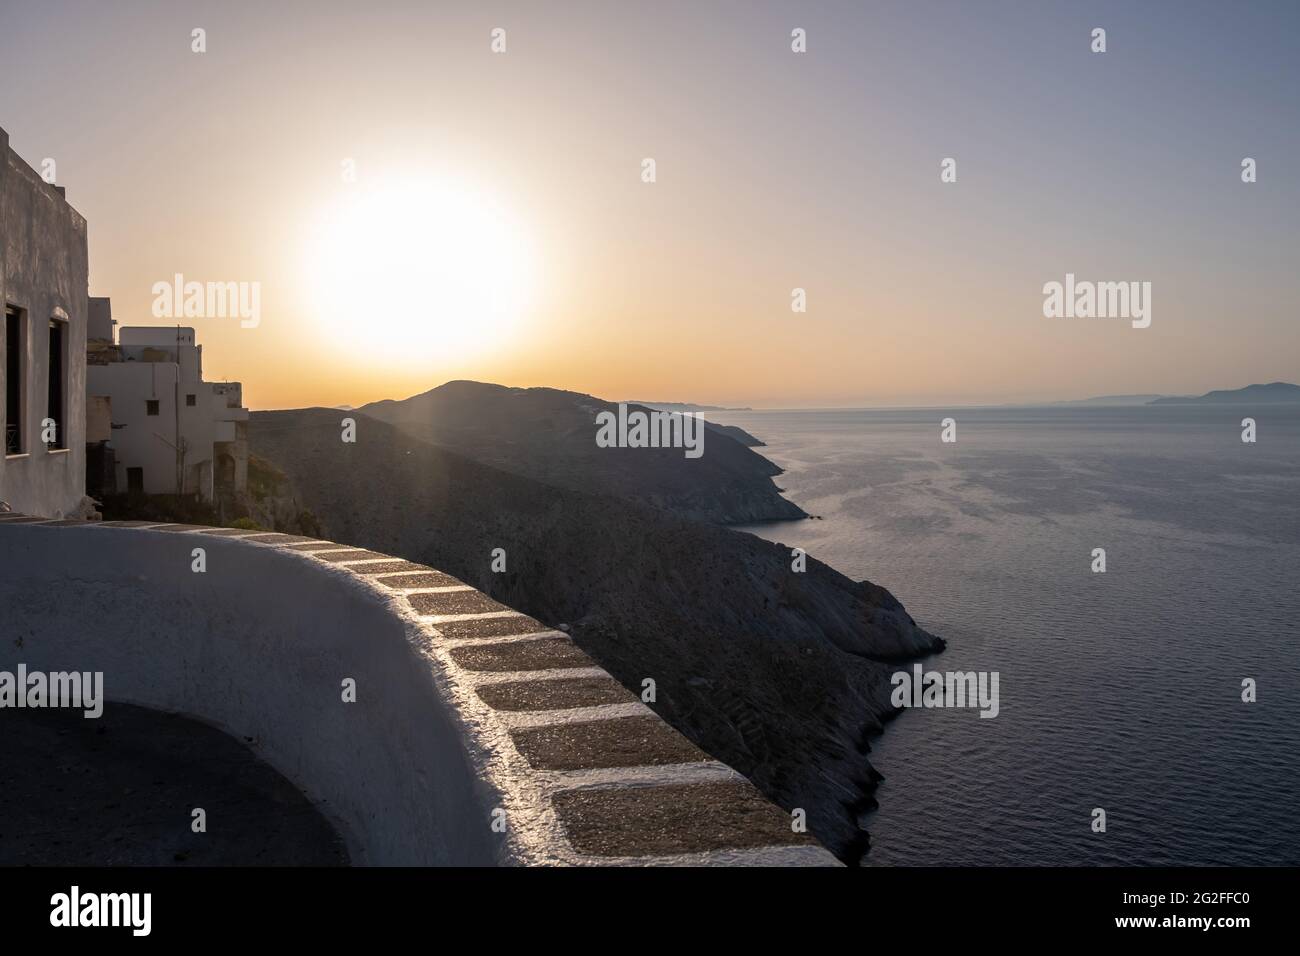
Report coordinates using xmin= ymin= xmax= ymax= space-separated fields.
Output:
xmin=0 ymin=523 xmax=503 ymax=865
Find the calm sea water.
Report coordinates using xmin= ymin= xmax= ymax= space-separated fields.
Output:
xmin=718 ymin=405 xmax=1300 ymax=866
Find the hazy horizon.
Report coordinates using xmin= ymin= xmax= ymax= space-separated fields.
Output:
xmin=272 ymin=376 xmax=1297 ymax=416
xmin=3 ymin=0 xmax=1297 ymax=409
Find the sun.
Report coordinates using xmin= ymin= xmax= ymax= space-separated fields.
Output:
xmin=302 ymin=178 xmax=535 ymax=364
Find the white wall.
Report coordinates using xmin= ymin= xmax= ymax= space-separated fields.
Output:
xmin=0 ymin=523 xmax=505 ymax=865
xmin=88 ymin=361 xmax=183 ymax=495
xmin=0 ymin=129 xmax=88 ymax=517
xmin=88 ymin=327 xmax=248 ymax=500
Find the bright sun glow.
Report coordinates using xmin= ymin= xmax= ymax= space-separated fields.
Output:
xmin=303 ymin=180 xmax=535 ymax=364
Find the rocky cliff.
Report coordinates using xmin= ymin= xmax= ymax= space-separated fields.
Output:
xmin=248 ymin=406 xmax=942 ymax=862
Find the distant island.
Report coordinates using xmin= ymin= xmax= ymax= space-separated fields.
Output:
xmin=1052 ymin=394 xmax=1168 ymax=406
xmin=1148 ymin=382 xmax=1300 ymax=405
xmin=626 ymin=401 xmax=752 ymax=412
xmin=1049 ymin=382 xmax=1300 ymax=406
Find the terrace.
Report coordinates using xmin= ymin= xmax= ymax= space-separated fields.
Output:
xmin=0 ymin=514 xmax=838 ymax=866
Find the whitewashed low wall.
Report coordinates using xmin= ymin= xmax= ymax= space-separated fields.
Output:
xmin=0 ymin=522 xmax=502 ymax=865
xmin=0 ymin=517 xmax=840 ymax=866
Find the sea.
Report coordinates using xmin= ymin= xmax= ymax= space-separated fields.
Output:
xmin=714 ymin=404 xmax=1300 ymax=866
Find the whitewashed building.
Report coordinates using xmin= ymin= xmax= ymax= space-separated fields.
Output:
xmin=0 ymin=126 xmax=90 ymax=517
xmin=87 ymin=318 xmax=249 ymax=503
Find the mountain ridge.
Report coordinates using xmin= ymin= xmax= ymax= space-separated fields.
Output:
xmin=1148 ymin=382 xmax=1300 ymax=405
xmin=359 ymin=381 xmax=802 ymax=523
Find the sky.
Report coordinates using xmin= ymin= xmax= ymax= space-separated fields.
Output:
xmin=1 ymin=0 xmax=1297 ymax=410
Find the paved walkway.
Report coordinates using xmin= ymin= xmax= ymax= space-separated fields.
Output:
xmin=0 ymin=702 xmax=347 ymax=866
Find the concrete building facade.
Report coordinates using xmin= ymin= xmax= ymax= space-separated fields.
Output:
xmin=0 ymin=126 xmax=89 ymax=518
xmin=87 ymin=319 xmax=249 ymax=503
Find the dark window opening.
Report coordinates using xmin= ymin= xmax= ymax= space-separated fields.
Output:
xmin=127 ymin=467 xmax=144 ymax=494
xmin=5 ymin=308 xmax=23 ymax=455
xmin=186 ymin=393 xmax=197 ymax=407
xmin=146 ymin=399 xmax=160 ymax=416
xmin=47 ymin=320 xmax=66 ymax=449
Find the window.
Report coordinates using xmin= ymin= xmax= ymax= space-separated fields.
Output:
xmin=186 ymin=394 xmax=197 ymax=407
xmin=127 ymin=467 xmax=144 ymax=494
xmin=47 ymin=319 xmax=66 ymax=450
xmin=146 ymin=399 xmax=160 ymax=416
xmin=5 ymin=308 xmax=24 ymax=455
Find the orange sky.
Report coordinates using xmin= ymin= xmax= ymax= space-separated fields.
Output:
xmin=2 ymin=1 xmax=1296 ymax=410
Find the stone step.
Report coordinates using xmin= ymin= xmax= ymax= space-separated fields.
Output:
xmin=510 ymin=715 xmax=709 ymax=771
xmin=373 ymin=570 xmax=464 ymax=589
xmin=434 ymin=615 xmax=553 ymax=641
xmin=407 ymin=590 xmax=509 ymax=617
xmin=449 ymin=636 xmax=593 ymax=673
xmin=476 ymin=676 xmax=635 ymax=712
xmin=552 ymin=781 xmax=816 ymax=858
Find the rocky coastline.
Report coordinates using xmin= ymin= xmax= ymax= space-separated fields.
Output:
xmin=248 ymin=399 xmax=943 ymax=862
